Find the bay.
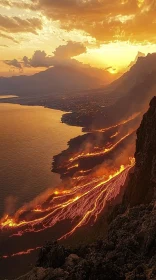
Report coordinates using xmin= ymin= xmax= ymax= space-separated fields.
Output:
xmin=0 ymin=102 xmax=82 ymax=217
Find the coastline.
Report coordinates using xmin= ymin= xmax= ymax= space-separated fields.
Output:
xmin=0 ymin=95 xmax=140 ymax=181
xmin=0 ymin=101 xmax=83 ymax=214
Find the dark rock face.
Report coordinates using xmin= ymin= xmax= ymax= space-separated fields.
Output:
xmin=125 ymin=96 xmax=156 ymax=206
xmin=17 ymin=98 xmax=156 ymax=279
xmin=36 ymin=241 xmax=68 ymax=269
xmin=32 ymin=204 xmax=156 ymax=280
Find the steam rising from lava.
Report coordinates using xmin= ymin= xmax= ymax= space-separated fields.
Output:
xmin=91 ymin=112 xmax=141 ymax=133
xmin=68 ymin=130 xmax=135 ymax=164
xmin=0 ymin=114 xmax=138 ymax=259
xmin=0 ymin=157 xmax=134 ymax=260
xmin=53 ymin=111 xmax=141 ymax=180
xmin=1 ymin=73 xmax=155 ymax=263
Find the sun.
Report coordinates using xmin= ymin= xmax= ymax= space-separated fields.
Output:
xmin=108 ymin=68 xmax=118 ymax=74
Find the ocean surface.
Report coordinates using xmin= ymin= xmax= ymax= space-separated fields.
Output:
xmin=0 ymin=101 xmax=83 ymax=218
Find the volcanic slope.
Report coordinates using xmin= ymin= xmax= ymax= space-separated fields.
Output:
xmin=17 ymin=96 xmax=156 ymax=280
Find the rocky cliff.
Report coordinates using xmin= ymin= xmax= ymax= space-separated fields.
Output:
xmin=17 ymin=98 xmax=156 ymax=280
xmin=125 ymin=96 xmax=156 ymax=206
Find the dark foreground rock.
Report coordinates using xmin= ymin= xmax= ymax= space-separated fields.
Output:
xmin=17 ymin=202 xmax=156 ymax=280
xmin=17 ymin=97 xmax=156 ymax=280
xmin=124 ymin=96 xmax=156 ymax=206
xmin=36 ymin=241 xmax=67 ymax=269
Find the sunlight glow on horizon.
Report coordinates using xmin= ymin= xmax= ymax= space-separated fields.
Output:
xmin=0 ymin=1 xmax=156 ymax=76
xmin=78 ymin=42 xmax=156 ymax=72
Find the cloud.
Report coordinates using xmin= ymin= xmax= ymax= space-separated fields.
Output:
xmin=0 ymin=32 xmax=18 ymax=43
xmin=2 ymin=39 xmax=117 ymax=83
xmin=24 ymin=50 xmax=54 ymax=68
xmin=0 ymin=44 xmax=8 ymax=47
xmin=25 ymin=41 xmax=86 ymax=68
xmin=54 ymin=41 xmax=86 ymax=59
xmin=16 ymin=0 xmax=155 ymax=44
xmin=0 ymin=14 xmax=42 ymax=34
xmin=5 ymin=41 xmax=87 ymax=69
xmin=0 ymin=0 xmax=36 ymax=10
xmin=1 ymin=1 xmax=155 ymax=44
xmin=0 ymin=0 xmax=11 ymax=6
xmin=4 ymin=59 xmax=23 ymax=69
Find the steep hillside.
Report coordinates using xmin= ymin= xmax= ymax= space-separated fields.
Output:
xmin=59 ymin=54 xmax=156 ymax=132
xmin=17 ymin=97 xmax=156 ymax=280
xmin=108 ymin=53 xmax=156 ymax=97
xmin=124 ymin=96 xmax=156 ymax=206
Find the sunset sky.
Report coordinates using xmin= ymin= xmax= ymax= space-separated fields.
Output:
xmin=0 ymin=0 xmax=155 ymax=76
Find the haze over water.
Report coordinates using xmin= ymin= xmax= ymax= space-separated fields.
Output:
xmin=0 ymin=101 xmax=83 ymax=218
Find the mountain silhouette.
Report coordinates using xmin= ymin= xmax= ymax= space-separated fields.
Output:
xmin=0 ymin=65 xmax=114 ymax=97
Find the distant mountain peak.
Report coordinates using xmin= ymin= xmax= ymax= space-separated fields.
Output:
xmin=0 ymin=63 xmax=116 ymax=97
xmin=128 ymin=51 xmax=145 ymax=69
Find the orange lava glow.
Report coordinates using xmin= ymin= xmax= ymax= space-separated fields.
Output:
xmin=2 ymin=247 xmax=42 ymax=259
xmin=110 ymin=131 xmax=119 ymax=138
xmin=93 ymin=112 xmax=141 ymax=133
xmin=0 ymin=158 xmax=135 ymax=259
xmin=67 ymin=163 xmax=79 ymax=170
xmin=68 ymin=130 xmax=135 ymax=164
xmin=0 ymin=115 xmax=137 ymax=259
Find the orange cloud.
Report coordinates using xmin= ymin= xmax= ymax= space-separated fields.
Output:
xmin=0 ymin=14 xmax=42 ymax=34
xmin=0 ymin=31 xmax=18 ymax=43
xmin=1 ymin=1 xmax=155 ymax=44
xmin=27 ymin=0 xmax=155 ymax=44
xmin=0 ymin=0 xmax=36 ymax=10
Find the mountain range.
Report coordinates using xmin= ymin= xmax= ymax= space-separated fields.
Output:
xmin=0 ymin=53 xmax=156 ymax=106
xmin=0 ymin=64 xmax=116 ymax=97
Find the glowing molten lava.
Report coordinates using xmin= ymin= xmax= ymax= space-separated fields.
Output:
xmin=0 ymin=114 xmax=137 ymax=260
xmin=0 ymin=158 xmax=134 ymax=252
xmin=93 ymin=112 xmax=141 ymax=133
xmin=3 ymin=247 xmax=42 ymax=259
xmin=68 ymin=131 xmax=135 ymax=164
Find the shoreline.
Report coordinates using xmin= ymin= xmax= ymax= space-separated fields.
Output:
xmin=0 ymin=101 xmax=83 ymax=215
xmin=0 ymin=95 xmax=84 ymax=129
xmin=0 ymin=95 xmax=141 ymax=181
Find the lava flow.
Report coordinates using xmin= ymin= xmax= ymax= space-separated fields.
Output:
xmin=68 ymin=130 xmax=135 ymax=164
xmin=2 ymin=247 xmax=42 ymax=259
xmin=0 ymin=158 xmax=134 ymax=256
xmin=92 ymin=112 xmax=141 ymax=133
xmin=0 ymin=113 xmax=137 ymax=260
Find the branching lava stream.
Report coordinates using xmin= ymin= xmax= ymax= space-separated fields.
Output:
xmin=0 ymin=115 xmax=138 ymax=260
xmin=0 ymin=157 xmax=134 ymax=259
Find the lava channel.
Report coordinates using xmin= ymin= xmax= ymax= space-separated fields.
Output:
xmin=0 ymin=158 xmax=134 ymax=259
